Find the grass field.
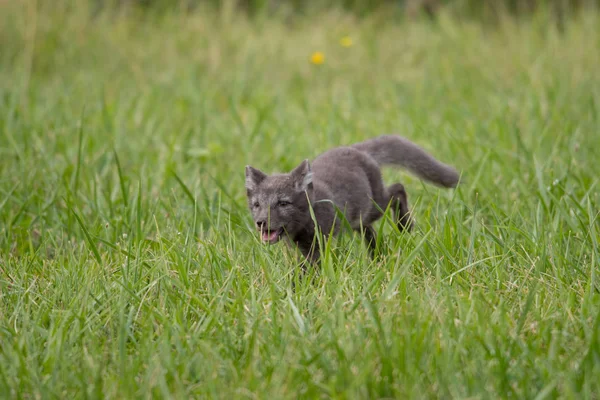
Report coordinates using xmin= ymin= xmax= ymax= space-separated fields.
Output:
xmin=1 ymin=2 xmax=600 ymax=398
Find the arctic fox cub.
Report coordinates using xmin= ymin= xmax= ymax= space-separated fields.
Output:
xmin=245 ymin=135 xmax=459 ymax=265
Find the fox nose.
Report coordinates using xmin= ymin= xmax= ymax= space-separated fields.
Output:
xmin=256 ymin=220 xmax=266 ymax=229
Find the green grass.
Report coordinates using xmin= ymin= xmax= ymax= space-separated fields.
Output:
xmin=1 ymin=2 xmax=600 ymax=398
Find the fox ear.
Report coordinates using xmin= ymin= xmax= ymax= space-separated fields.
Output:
xmin=245 ymin=165 xmax=267 ymax=192
xmin=291 ymin=159 xmax=313 ymax=192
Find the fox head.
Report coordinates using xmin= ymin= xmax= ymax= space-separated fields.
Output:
xmin=245 ymin=159 xmax=314 ymax=244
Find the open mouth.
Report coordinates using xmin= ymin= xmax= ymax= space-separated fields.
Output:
xmin=260 ymin=227 xmax=284 ymax=244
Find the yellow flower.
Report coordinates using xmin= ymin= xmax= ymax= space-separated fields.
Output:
xmin=340 ymin=36 xmax=353 ymax=47
xmin=310 ymin=51 xmax=325 ymax=65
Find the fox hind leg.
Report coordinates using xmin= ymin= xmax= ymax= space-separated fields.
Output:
xmin=387 ymin=183 xmax=413 ymax=232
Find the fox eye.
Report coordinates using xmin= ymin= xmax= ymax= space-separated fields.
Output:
xmin=278 ymin=200 xmax=291 ymax=207
xmin=253 ymin=202 xmax=260 ymax=208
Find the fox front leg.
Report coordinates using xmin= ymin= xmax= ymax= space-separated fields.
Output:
xmin=296 ymin=238 xmax=320 ymax=272
xmin=288 ymin=239 xmax=320 ymax=291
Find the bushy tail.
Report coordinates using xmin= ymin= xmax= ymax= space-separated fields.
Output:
xmin=351 ymin=135 xmax=460 ymax=188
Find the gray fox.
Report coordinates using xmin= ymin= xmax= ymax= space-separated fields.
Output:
xmin=245 ymin=135 xmax=459 ymax=266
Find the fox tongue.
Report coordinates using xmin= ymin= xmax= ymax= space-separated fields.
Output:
xmin=262 ymin=230 xmax=279 ymax=242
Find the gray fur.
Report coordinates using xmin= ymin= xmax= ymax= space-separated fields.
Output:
xmin=351 ymin=135 xmax=459 ymax=188
xmin=245 ymin=134 xmax=459 ymax=266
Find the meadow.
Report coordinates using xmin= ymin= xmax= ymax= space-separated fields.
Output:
xmin=0 ymin=1 xmax=599 ymax=398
